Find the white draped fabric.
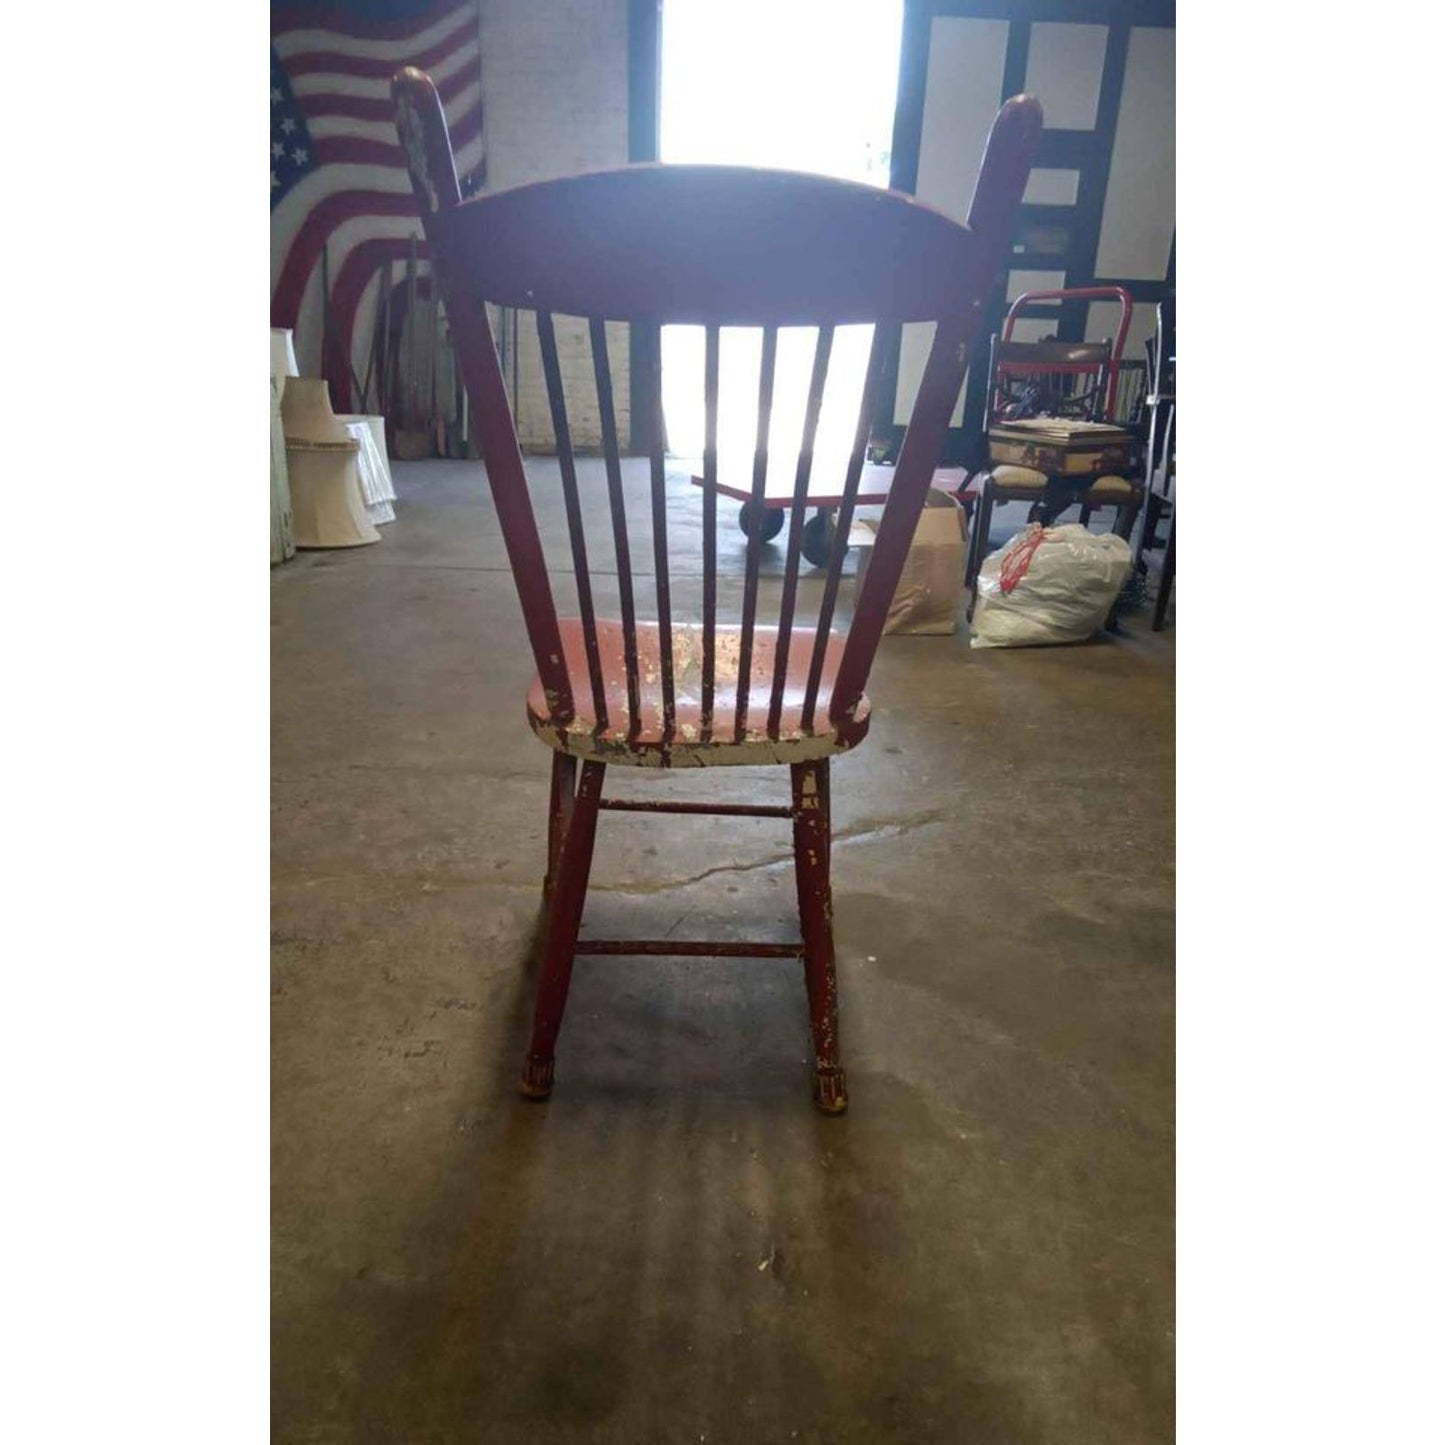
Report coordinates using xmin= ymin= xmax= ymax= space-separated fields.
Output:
xmin=341 ymin=417 xmax=397 ymax=525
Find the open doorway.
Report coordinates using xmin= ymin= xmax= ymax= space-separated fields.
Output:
xmin=657 ymin=1 xmax=905 ymax=475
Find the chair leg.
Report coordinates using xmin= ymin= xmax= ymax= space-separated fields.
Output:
xmin=965 ymin=485 xmax=995 ymax=613
xmin=1136 ymin=490 xmax=1164 ymax=562
xmin=1153 ymin=518 xmax=1176 ymax=632
xmin=963 ymin=482 xmax=984 ymax=589
xmin=543 ymin=751 xmax=578 ymax=905
xmin=791 ymin=759 xmax=847 ymax=1115
xmin=1078 ymin=504 xmax=1093 ymax=528
xmin=520 ymin=758 xmax=606 ymax=1100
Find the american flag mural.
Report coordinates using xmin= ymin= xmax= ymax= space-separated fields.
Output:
xmin=270 ymin=0 xmax=484 ymax=409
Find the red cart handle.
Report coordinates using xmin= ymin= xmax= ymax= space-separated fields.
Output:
xmin=1000 ymin=285 xmax=1134 ymax=420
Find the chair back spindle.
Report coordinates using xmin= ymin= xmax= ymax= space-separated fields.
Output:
xmin=801 ymin=327 xmax=885 ymax=730
xmin=768 ymin=324 xmax=834 ymax=738
xmin=536 ymin=311 xmax=608 ymax=729
xmin=733 ymin=325 xmax=779 ymax=742
xmin=586 ymin=315 xmax=643 ymax=736
xmin=646 ymin=326 xmax=677 ymax=739
xmin=701 ymin=324 xmax=720 ymax=740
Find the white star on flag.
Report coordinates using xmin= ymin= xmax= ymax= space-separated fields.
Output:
xmin=280 ymin=117 xmax=296 ymax=135
xmin=272 ymin=141 xmax=284 ymax=158
xmin=271 ymin=86 xmax=282 ymax=104
xmin=272 ymin=172 xmax=280 ymax=189
xmin=292 ymin=148 xmax=308 ymax=165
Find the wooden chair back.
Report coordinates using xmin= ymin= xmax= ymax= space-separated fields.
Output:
xmin=391 ymin=67 xmax=1041 ymax=743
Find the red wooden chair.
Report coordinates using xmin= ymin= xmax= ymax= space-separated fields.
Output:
xmin=391 ymin=68 xmax=1041 ymax=1112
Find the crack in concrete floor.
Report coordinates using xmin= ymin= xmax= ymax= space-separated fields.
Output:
xmin=594 ymin=809 xmax=947 ymax=895
xmin=273 ymin=811 xmax=948 ymax=898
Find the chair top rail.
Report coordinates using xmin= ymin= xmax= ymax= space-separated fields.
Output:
xmin=994 ymin=339 xmax=1114 ymax=368
xmin=418 ymin=162 xmax=1009 ymax=327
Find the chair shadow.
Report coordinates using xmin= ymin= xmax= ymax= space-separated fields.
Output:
xmin=331 ymin=920 xmax=1037 ymax=1444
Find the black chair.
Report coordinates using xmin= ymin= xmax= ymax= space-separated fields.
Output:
xmin=1135 ymin=297 xmax=1176 ymax=628
xmin=963 ymin=287 xmax=1144 ymax=595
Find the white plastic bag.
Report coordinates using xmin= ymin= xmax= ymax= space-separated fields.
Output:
xmin=971 ymin=523 xmax=1133 ymax=649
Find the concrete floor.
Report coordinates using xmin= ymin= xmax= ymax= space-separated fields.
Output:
xmin=272 ymin=458 xmax=1174 ymax=1444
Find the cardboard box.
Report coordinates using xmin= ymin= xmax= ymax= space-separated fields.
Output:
xmin=850 ymin=488 xmax=965 ymax=635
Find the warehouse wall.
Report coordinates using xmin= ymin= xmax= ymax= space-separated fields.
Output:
xmin=479 ymin=0 xmax=632 ymax=450
xmin=889 ymin=6 xmax=1175 ymax=444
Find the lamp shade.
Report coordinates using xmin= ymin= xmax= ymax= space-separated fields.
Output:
xmin=286 ymin=445 xmax=381 ymax=549
xmin=280 ymin=377 xmax=353 ymax=447
xmin=270 ymin=328 xmax=299 ymax=392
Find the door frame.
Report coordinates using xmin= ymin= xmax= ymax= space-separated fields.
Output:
xmin=627 ymin=0 xmax=664 ymax=455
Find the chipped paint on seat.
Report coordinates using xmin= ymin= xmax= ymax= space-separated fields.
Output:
xmin=527 ymin=618 xmax=870 ymax=767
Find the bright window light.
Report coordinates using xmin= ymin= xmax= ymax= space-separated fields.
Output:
xmin=659 ymin=1 xmax=904 ymax=465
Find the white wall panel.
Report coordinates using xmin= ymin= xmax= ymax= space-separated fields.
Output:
xmin=1023 ymin=23 xmax=1107 ymax=130
xmin=1023 ymin=168 xmax=1080 ymax=205
xmin=1008 ymin=317 xmax=1058 ymax=344
xmin=894 ymin=16 xmax=1008 ymax=425
xmin=1087 ymin=299 xmax=1154 ymax=359
xmin=1006 ymin=269 xmax=1068 ymax=302
xmin=1095 ymin=27 xmax=1175 ymax=282
xmin=910 ymin=17 xmax=1010 ymax=222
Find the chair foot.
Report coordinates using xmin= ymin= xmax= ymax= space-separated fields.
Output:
xmin=812 ymin=1066 xmax=849 ymax=1115
xmin=519 ymin=1053 xmax=555 ymax=1100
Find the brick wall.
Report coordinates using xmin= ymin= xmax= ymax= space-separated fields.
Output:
xmin=479 ymin=0 xmax=632 ymax=451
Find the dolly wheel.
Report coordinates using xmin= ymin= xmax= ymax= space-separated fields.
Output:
xmin=738 ymin=501 xmax=785 ymax=541
xmin=802 ymin=511 xmax=841 ymax=568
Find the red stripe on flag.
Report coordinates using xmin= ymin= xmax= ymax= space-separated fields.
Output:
xmin=272 ymin=191 xmax=422 ymax=332
xmin=295 ymin=62 xmax=474 ymax=124
xmin=272 ymin=0 xmax=481 ymax=406
xmin=311 ymin=136 xmax=407 ymax=169
xmin=310 ymin=103 xmax=480 ymax=170
xmin=282 ymin=17 xmax=475 ymax=82
xmin=331 ymin=235 xmax=434 ymax=411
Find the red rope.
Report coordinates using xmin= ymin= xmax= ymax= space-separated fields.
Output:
xmin=999 ymin=527 xmax=1048 ymax=594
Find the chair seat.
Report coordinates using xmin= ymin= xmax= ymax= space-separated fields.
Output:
xmin=984 ymin=465 xmax=1139 ymax=500
xmin=527 ymin=619 xmax=871 ymax=767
